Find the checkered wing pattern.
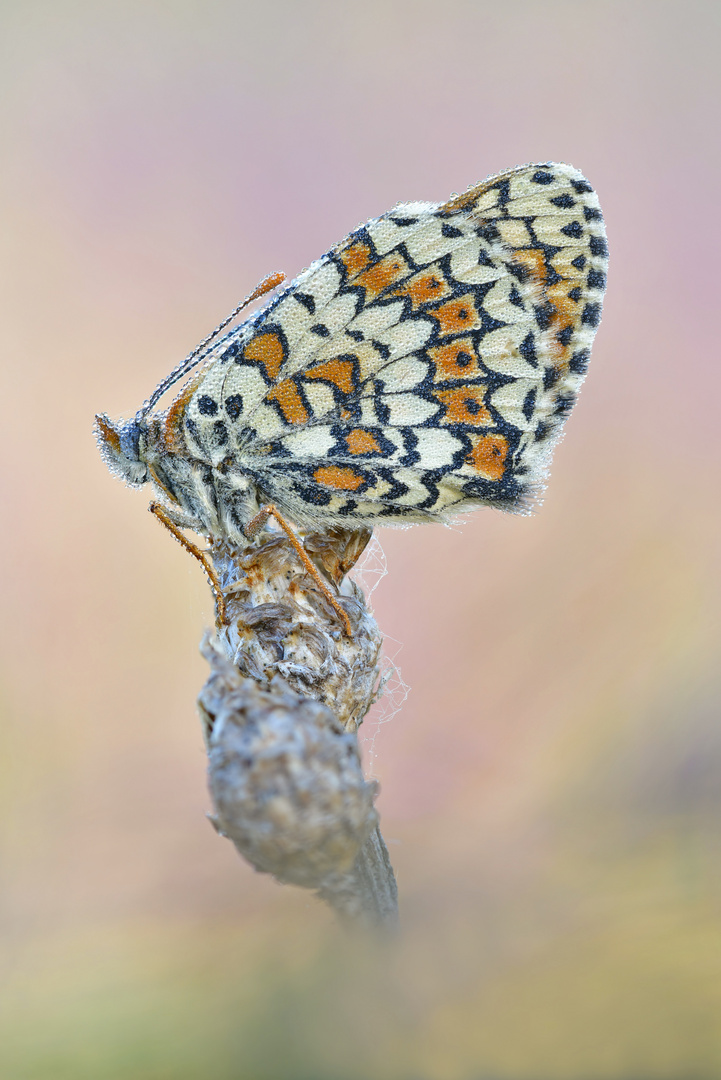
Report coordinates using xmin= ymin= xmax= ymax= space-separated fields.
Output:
xmin=185 ymin=163 xmax=608 ymax=526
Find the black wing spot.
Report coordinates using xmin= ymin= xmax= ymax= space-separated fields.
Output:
xmin=294 ymin=292 xmax=316 ymax=314
xmin=267 ymin=440 xmax=292 ymax=458
xmin=561 ymin=221 xmax=583 ymax=239
xmin=198 ymin=395 xmax=218 ymax=416
xmin=551 ymin=193 xmax=575 ymax=208
xmin=506 ymin=260 xmax=529 ymax=283
xmin=557 ymin=325 xmax=574 ymax=346
xmin=441 ymin=224 xmax=463 ymax=238
xmin=589 ymin=236 xmax=608 ymax=257
xmin=213 ymin=420 xmax=228 ymax=446
xmin=543 ymin=366 xmax=560 ymax=390
xmin=225 ymin=394 xmax=243 ymax=420
xmin=554 ymin=392 xmax=576 ymax=417
xmin=569 ymin=349 xmax=590 ymax=374
xmin=509 ymin=284 xmax=524 ymax=308
xmin=185 ymin=416 xmax=203 ymax=447
xmin=581 ymin=303 xmax=602 ymax=327
xmin=478 ymin=249 xmax=496 ymax=268
xmin=347 ymin=329 xmax=364 ymax=342
xmin=294 ymin=483 xmax=332 ymax=507
xmin=571 ymin=179 xmax=593 ymax=194
xmin=583 ymin=206 xmax=603 ymax=221
xmin=571 ymin=255 xmax=586 ymax=270
xmin=535 ymin=420 xmax=552 ymax=441
xmin=532 ymin=170 xmax=555 ymax=185
xmin=587 ymin=268 xmax=606 ymax=290
xmin=310 ymin=323 xmax=330 ymax=337
xmin=522 ymin=388 xmax=537 ymax=421
xmin=476 ymin=222 xmax=500 ymax=243
xmin=519 ymin=331 xmax=538 ymax=366
xmin=390 ymin=216 xmax=418 ymax=226
xmin=534 ymin=303 xmax=554 ymax=331
xmin=568 ymin=287 xmax=582 ymax=302
xmin=496 ymin=179 xmax=511 ymax=206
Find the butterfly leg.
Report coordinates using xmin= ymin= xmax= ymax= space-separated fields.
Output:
xmin=244 ymin=504 xmax=353 ymax=637
xmin=149 ymin=502 xmax=228 ymax=626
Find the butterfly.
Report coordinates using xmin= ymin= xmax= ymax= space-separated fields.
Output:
xmin=96 ymin=162 xmax=607 ymax=631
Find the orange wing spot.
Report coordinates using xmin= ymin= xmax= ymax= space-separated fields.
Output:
xmin=163 ymin=369 xmax=207 ymax=451
xmin=266 ymin=379 xmax=309 ymax=425
xmin=438 ymin=189 xmax=482 ymax=215
xmin=438 ymin=173 xmax=508 ymax=216
xmin=545 ymin=282 xmax=579 ymax=365
xmin=345 ymin=429 xmax=381 ymax=455
xmin=510 ymin=249 xmax=547 ymax=285
xmin=314 ymin=465 xmax=365 ymax=491
xmin=430 ymin=295 xmax=482 ymax=337
xmin=465 ymin=433 xmax=508 ymax=480
xmin=353 ymin=252 xmax=411 ymax=302
xmin=243 ymin=331 xmax=285 ymax=381
xmin=305 ymin=358 xmax=357 ymax=395
xmin=339 ymin=240 xmax=373 ymax=280
xmin=428 ymin=338 xmax=481 ymax=382
xmin=433 ymin=385 xmax=491 ymax=426
xmin=546 ymin=282 xmax=577 ymax=331
xmin=393 ymin=269 xmax=451 ymax=310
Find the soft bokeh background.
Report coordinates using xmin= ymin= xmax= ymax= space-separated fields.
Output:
xmin=2 ymin=1 xmax=721 ymax=1076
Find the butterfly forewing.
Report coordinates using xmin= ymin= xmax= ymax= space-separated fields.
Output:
xmin=185 ymin=162 xmax=607 ymax=526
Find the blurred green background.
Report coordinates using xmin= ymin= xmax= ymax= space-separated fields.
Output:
xmin=2 ymin=1 xmax=721 ymax=1076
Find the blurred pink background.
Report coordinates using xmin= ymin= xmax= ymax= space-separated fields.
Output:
xmin=2 ymin=1 xmax=721 ymax=1076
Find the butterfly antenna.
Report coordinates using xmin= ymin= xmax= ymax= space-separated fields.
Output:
xmin=136 ymin=271 xmax=285 ymax=419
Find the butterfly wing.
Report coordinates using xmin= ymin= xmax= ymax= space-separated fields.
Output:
xmin=185 ymin=162 xmax=608 ymax=526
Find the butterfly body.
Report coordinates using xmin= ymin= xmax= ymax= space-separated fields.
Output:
xmin=97 ymin=163 xmax=607 ymax=542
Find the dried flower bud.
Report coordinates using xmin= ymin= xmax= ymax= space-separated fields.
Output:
xmin=201 ymin=641 xmax=378 ymax=888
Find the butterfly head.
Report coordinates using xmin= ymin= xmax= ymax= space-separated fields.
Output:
xmin=95 ymin=413 xmax=149 ymax=488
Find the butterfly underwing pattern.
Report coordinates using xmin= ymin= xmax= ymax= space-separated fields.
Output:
xmin=97 ymin=162 xmax=608 ymax=544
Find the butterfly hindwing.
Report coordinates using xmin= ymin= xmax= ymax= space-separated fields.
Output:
xmin=185 ymin=163 xmax=607 ymax=526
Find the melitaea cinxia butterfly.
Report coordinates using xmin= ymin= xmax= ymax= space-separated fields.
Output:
xmin=97 ymin=163 xmax=607 ymax=621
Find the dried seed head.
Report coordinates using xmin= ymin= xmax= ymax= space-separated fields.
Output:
xmin=209 ymin=527 xmax=384 ymax=733
xmin=198 ymin=524 xmax=398 ymax=921
xmin=201 ymin=641 xmax=378 ymax=888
